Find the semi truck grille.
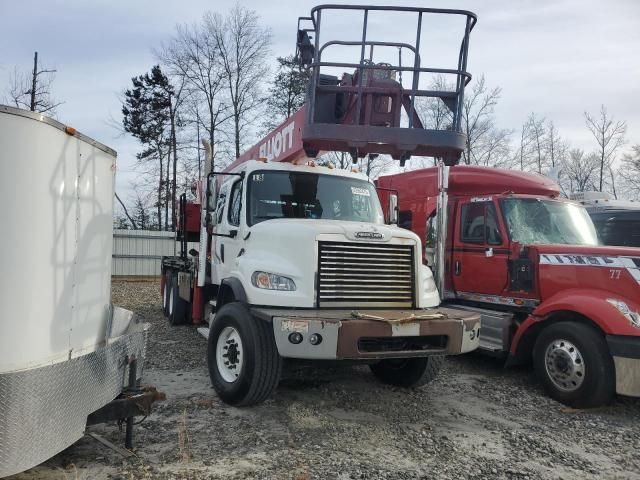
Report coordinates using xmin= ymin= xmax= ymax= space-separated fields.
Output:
xmin=317 ymin=241 xmax=415 ymax=308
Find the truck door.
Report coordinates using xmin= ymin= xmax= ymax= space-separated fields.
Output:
xmin=452 ymin=200 xmax=510 ymax=296
xmin=214 ymin=177 xmax=245 ymax=282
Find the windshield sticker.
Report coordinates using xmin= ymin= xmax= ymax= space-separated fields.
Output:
xmin=351 ymin=186 xmax=371 ymax=197
xmin=252 ymin=173 xmax=264 ymax=182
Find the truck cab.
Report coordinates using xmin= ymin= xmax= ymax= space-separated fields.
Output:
xmin=378 ymin=165 xmax=640 ymax=407
xmin=572 ymin=191 xmax=640 ymax=247
xmin=208 ymin=160 xmax=440 ymax=310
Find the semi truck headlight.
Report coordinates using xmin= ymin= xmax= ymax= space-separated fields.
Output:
xmin=607 ymin=299 xmax=640 ymax=328
xmin=252 ymin=271 xmax=296 ymax=291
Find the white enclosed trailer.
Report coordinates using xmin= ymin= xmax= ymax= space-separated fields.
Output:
xmin=0 ymin=105 xmax=149 ymax=477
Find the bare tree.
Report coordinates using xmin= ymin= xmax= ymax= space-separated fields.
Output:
xmin=318 ymin=151 xmax=393 ymax=179
xmin=584 ymin=105 xmax=627 ymax=191
xmin=416 ymin=75 xmax=453 ymax=132
xmin=514 ymin=119 xmax=534 ymax=171
xmin=562 ymin=148 xmax=599 ymax=193
xmin=158 ymin=20 xmax=230 ymax=171
xmin=525 ymin=113 xmax=547 ymax=174
xmin=460 ymin=75 xmax=512 ymax=167
xmin=7 ymin=52 xmax=62 ymax=114
xmin=115 ymin=192 xmax=138 ymax=229
xmin=619 ymin=144 xmax=640 ymax=200
xmin=211 ymin=5 xmax=272 ymax=158
xmin=545 ymin=121 xmax=567 ymax=169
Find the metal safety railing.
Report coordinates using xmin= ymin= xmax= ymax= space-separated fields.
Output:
xmin=296 ymin=5 xmax=477 ymax=162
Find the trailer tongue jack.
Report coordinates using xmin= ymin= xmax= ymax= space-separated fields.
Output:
xmin=86 ymin=356 xmax=165 ymax=450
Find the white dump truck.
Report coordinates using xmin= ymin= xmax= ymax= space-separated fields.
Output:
xmin=0 ymin=105 xmax=152 ymax=477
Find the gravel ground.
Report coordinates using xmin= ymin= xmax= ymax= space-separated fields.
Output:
xmin=10 ymin=281 xmax=640 ymax=480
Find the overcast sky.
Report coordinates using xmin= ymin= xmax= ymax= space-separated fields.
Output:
xmin=1 ymin=0 xmax=639 ymax=200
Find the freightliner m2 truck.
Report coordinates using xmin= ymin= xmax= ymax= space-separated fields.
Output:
xmin=161 ymin=5 xmax=482 ymax=406
xmin=377 ymin=165 xmax=640 ymax=407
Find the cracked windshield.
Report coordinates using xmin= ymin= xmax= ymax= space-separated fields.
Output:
xmin=502 ymin=198 xmax=599 ymax=245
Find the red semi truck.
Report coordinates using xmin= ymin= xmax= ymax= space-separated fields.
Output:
xmin=377 ymin=165 xmax=640 ymax=407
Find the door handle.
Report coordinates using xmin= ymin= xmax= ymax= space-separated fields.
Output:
xmin=485 ymin=247 xmax=494 ymax=258
xmin=455 ymin=260 xmax=461 ymax=276
xmin=221 ymin=243 xmax=225 ymax=263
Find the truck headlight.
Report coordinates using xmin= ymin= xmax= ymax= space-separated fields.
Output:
xmin=607 ymin=299 xmax=640 ymax=328
xmin=252 ymin=271 xmax=296 ymax=291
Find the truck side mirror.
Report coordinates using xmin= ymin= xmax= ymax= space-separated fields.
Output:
xmin=206 ymin=176 xmax=217 ymax=213
xmin=388 ymin=193 xmax=399 ymax=225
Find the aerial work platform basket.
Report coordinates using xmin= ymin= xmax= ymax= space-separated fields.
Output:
xmin=296 ymin=4 xmax=476 ymax=165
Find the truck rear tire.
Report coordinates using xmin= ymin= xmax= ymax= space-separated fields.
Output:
xmin=207 ymin=302 xmax=282 ymax=406
xmin=533 ymin=321 xmax=615 ymax=408
xmin=370 ymin=355 xmax=444 ymax=388
xmin=168 ymin=272 xmax=187 ymax=326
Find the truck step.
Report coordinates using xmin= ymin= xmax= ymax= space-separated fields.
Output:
xmin=446 ymin=304 xmax=513 ymax=353
xmin=197 ymin=327 xmax=210 ymax=340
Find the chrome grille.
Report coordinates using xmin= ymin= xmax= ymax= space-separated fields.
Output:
xmin=317 ymin=241 xmax=415 ymax=308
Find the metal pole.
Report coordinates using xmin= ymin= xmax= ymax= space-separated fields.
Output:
xmin=125 ymin=357 xmax=137 ymax=450
xmin=30 ymin=52 xmax=37 ymax=111
xmin=408 ymin=12 xmax=423 ymax=128
xmin=307 ymin=9 xmax=322 ymax=126
xmin=454 ymin=16 xmax=472 ymax=132
xmin=435 ymin=160 xmax=449 ymax=299
xmin=354 ymin=9 xmax=369 ymax=125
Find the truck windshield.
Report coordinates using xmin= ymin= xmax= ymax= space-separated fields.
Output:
xmin=590 ymin=210 xmax=640 ymax=247
xmin=247 ymin=170 xmax=384 ymax=226
xmin=501 ymin=198 xmax=598 ymax=246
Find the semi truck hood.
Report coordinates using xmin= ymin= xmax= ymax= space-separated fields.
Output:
xmin=234 ymin=219 xmax=434 ymax=309
xmin=531 ymin=244 xmax=640 ymax=304
xmin=249 ymin=218 xmax=419 ymax=244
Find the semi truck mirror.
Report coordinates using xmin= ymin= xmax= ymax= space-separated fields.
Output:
xmin=389 ymin=194 xmax=399 ymax=225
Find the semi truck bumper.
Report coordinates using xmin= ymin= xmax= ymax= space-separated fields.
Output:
xmin=252 ymin=307 xmax=480 ymax=360
xmin=607 ymin=335 xmax=640 ymax=397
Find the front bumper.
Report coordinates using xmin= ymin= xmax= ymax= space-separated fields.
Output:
xmin=607 ymin=335 xmax=640 ymax=397
xmin=253 ymin=307 xmax=480 ymax=360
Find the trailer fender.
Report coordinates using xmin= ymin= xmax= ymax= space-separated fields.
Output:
xmin=508 ymin=288 xmax=640 ymax=362
xmin=218 ymin=277 xmax=248 ymax=309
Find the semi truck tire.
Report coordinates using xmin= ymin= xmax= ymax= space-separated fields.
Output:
xmin=168 ymin=272 xmax=187 ymax=326
xmin=207 ymin=302 xmax=282 ymax=406
xmin=162 ymin=271 xmax=172 ymax=317
xmin=533 ymin=321 xmax=615 ymax=408
xmin=369 ymin=355 xmax=444 ymax=388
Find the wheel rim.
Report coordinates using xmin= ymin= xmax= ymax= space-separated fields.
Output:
xmin=216 ymin=326 xmax=243 ymax=383
xmin=544 ymin=338 xmax=585 ymax=392
xmin=169 ymin=286 xmax=174 ymax=315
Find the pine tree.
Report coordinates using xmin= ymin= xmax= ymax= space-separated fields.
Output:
xmin=263 ymin=55 xmax=309 ymax=131
xmin=122 ymin=65 xmax=173 ymax=230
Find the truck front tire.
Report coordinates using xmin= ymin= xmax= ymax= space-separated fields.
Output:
xmin=207 ymin=302 xmax=282 ymax=406
xmin=369 ymin=355 xmax=444 ymax=388
xmin=533 ymin=321 xmax=615 ymax=408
